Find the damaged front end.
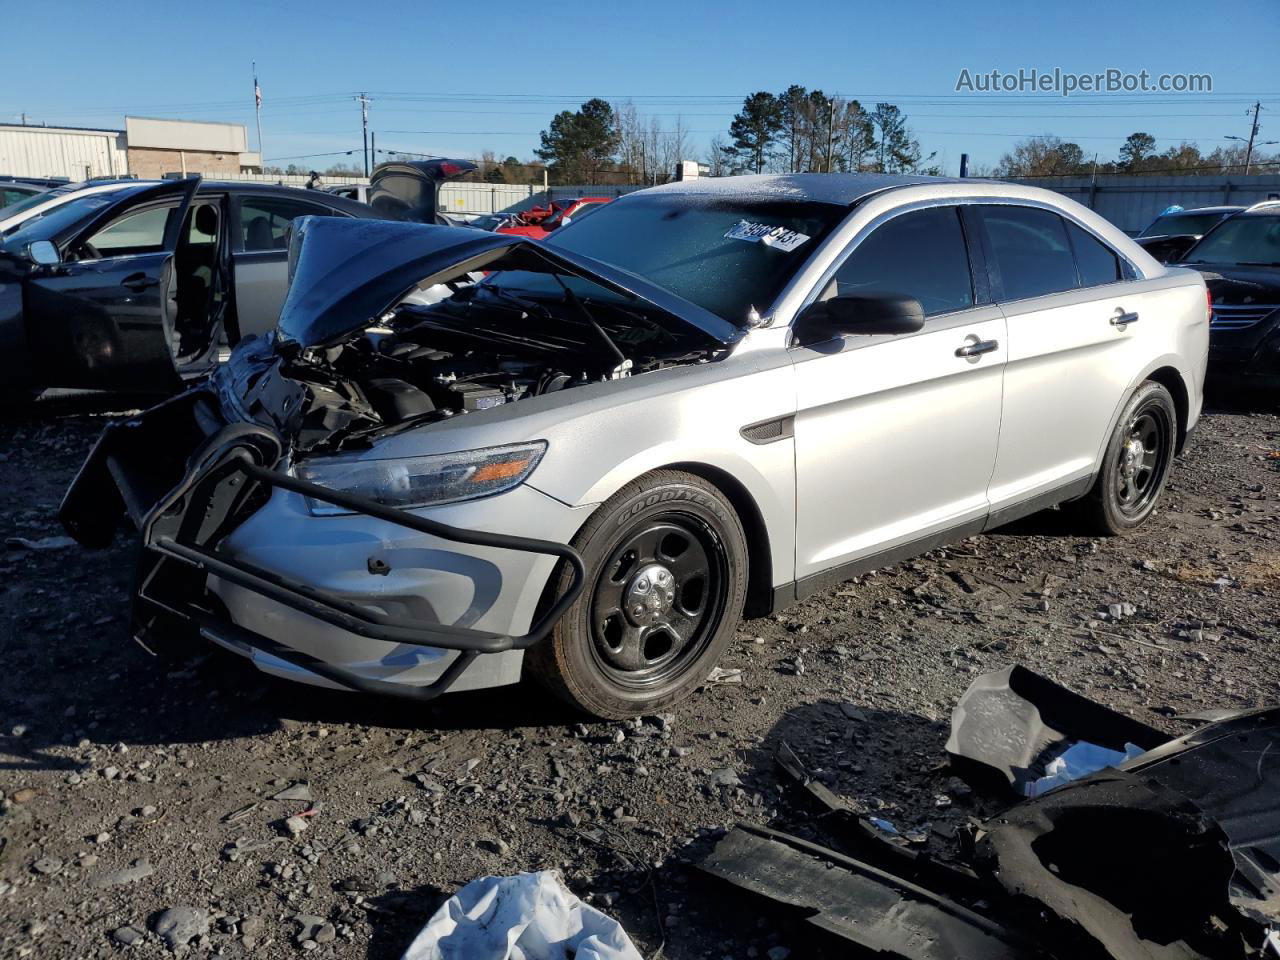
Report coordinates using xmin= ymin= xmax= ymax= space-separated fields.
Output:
xmin=60 ymin=218 xmax=737 ymax=700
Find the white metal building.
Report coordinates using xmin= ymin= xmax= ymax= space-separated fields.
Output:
xmin=0 ymin=118 xmax=261 ymax=181
xmin=0 ymin=124 xmax=128 ymax=180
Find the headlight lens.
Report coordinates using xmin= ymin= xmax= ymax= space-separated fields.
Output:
xmin=295 ymin=441 xmax=547 ymax=516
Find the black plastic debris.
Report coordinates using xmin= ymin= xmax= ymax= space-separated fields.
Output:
xmin=696 ymin=824 xmax=1046 ymax=960
xmin=945 ymin=664 xmax=1168 ymax=797
xmin=978 ymin=706 xmax=1280 ymax=959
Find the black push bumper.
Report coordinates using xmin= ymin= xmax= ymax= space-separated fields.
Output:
xmin=60 ymin=391 xmax=585 ymax=702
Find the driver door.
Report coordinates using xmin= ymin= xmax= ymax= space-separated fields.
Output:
xmin=791 ymin=204 xmax=1006 ymax=586
xmin=24 ymin=178 xmax=198 ymax=391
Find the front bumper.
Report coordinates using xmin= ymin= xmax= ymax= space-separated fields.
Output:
xmin=60 ymin=390 xmax=587 ymax=701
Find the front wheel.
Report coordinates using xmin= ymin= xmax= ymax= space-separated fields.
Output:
xmin=527 ymin=470 xmax=748 ymax=718
xmin=1075 ymin=381 xmax=1177 ymax=535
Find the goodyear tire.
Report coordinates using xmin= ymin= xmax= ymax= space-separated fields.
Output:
xmin=527 ymin=470 xmax=748 ymax=718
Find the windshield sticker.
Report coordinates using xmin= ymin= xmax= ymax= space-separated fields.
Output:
xmin=723 ymin=220 xmax=811 ymax=253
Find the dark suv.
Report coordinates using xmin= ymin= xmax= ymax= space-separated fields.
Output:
xmin=1175 ymin=202 xmax=1280 ymax=389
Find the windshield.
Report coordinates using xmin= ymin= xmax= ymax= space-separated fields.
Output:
xmin=502 ymin=194 xmax=846 ymax=324
xmin=1140 ymin=211 xmax=1231 ymax=238
xmin=1185 ymin=216 xmax=1280 ymax=266
xmin=0 ymin=191 xmax=126 ymax=246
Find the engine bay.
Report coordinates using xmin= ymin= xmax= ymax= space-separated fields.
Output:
xmin=222 ymin=281 xmax=726 ymax=455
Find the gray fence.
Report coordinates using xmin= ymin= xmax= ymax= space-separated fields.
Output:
xmin=445 ymin=175 xmax=1280 ymax=233
xmin=1008 ymin=173 xmax=1280 ymax=234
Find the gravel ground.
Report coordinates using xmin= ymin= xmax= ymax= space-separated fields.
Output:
xmin=1 ymin=393 xmax=1279 ymax=959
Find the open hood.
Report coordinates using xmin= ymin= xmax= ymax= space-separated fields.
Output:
xmin=277 ymin=217 xmax=744 ymax=349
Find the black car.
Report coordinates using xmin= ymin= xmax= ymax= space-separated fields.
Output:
xmin=1174 ymin=202 xmax=1280 ymax=389
xmin=0 ymin=177 xmax=55 ymax=210
xmin=0 ymin=178 xmax=383 ymax=401
xmin=1134 ymin=205 xmax=1245 ymax=263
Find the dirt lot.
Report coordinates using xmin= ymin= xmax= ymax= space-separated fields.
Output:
xmin=1 ymin=394 xmax=1279 ymax=959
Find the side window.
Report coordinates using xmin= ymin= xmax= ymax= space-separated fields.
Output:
xmin=980 ymin=206 xmax=1077 ymax=301
xmin=1066 ymin=221 xmax=1123 ymax=287
xmin=240 ymin=197 xmax=332 ymax=251
xmin=831 ymin=206 xmax=974 ymax=317
xmin=80 ymin=204 xmax=178 ymax=258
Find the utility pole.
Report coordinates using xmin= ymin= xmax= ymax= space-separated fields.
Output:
xmin=370 ymin=131 xmax=376 ymax=172
xmin=252 ymin=62 xmax=264 ymax=169
xmin=959 ymin=153 xmax=969 ymax=178
xmin=1224 ymin=102 xmax=1276 ymax=176
xmin=826 ymin=99 xmax=836 ymax=172
xmin=356 ymin=93 xmax=372 ymax=177
xmin=1244 ymin=101 xmax=1262 ymax=175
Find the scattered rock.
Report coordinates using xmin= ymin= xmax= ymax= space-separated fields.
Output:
xmin=110 ymin=925 xmax=145 ymax=947
xmin=90 ymin=860 xmax=154 ymax=888
xmin=283 ymin=815 xmax=309 ymax=837
xmin=152 ymin=906 xmax=208 ymax=950
xmin=32 ymin=857 xmax=63 ymax=875
xmin=272 ymin=782 xmax=312 ymax=803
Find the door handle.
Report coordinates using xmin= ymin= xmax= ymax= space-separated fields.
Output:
xmin=955 ymin=338 xmax=999 ymax=358
xmin=1111 ymin=309 xmax=1140 ymax=327
xmin=121 ymin=273 xmax=160 ymax=292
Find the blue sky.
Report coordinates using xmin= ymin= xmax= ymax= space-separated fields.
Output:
xmin=7 ymin=0 xmax=1279 ymax=174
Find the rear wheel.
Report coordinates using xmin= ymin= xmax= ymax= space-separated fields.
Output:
xmin=527 ymin=470 xmax=748 ymax=718
xmin=1075 ymin=381 xmax=1177 ymax=535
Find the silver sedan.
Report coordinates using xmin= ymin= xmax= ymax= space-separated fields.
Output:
xmin=63 ymin=173 xmax=1209 ymax=718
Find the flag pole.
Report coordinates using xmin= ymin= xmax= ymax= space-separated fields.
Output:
xmin=252 ymin=61 xmax=264 ymax=171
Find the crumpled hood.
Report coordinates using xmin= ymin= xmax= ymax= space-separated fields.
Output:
xmin=277 ymin=217 xmax=743 ymax=349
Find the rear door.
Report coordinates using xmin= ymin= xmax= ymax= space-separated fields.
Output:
xmin=976 ymin=204 xmax=1147 ymax=518
xmin=24 ymin=178 xmax=198 ymax=391
xmin=229 ymin=193 xmax=339 ymax=341
xmin=791 ymin=204 xmax=1006 ymax=583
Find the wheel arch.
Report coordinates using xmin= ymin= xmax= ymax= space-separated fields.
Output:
xmin=661 ymin=461 xmax=775 ymax=619
xmin=1143 ymin=364 xmax=1191 ymax=453
xmin=1093 ymin=357 xmax=1195 ymax=472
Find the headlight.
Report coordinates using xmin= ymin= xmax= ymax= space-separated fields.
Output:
xmin=295 ymin=441 xmax=547 ymax=516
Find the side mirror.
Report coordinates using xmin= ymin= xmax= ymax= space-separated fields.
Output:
xmin=26 ymin=240 xmax=59 ymax=266
xmin=794 ymin=291 xmax=926 ymax=342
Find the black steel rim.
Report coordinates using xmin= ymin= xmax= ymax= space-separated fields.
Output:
xmin=1115 ymin=404 xmax=1171 ymax=517
xmin=589 ymin=513 xmax=729 ymax=688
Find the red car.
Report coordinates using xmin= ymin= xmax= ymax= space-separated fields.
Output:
xmin=496 ymin=197 xmax=610 ymax=239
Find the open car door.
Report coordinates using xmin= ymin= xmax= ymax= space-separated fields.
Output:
xmin=24 ymin=178 xmax=200 ymax=391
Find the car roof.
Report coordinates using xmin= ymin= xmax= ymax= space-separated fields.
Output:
xmin=1159 ymin=206 xmax=1244 ymax=216
xmin=639 ymin=172 xmax=966 ymax=207
xmin=1235 ymin=201 xmax=1280 ymax=217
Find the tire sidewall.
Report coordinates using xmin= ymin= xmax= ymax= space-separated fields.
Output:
xmin=552 ymin=475 xmax=748 ymax=716
xmin=1098 ymin=383 xmax=1177 ymax=532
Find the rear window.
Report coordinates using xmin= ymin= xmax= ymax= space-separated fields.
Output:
xmin=1139 ymin=211 xmax=1229 ymax=238
xmin=1066 ymin=221 xmax=1123 ymax=287
xmin=981 ymin=206 xmax=1078 ymax=302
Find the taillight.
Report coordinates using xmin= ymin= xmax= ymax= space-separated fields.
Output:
xmin=1205 ymin=288 xmax=1213 ymax=324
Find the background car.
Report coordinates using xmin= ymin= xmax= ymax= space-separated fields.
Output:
xmin=0 ymin=177 xmax=384 ymax=401
xmin=0 ymin=177 xmax=56 ymax=210
xmin=367 ymin=158 xmax=477 ymax=226
xmin=1135 ymin=205 xmax=1245 ymax=263
xmin=64 ymin=174 xmax=1209 ymax=719
xmin=1173 ymin=202 xmax=1280 ymax=390
xmin=496 ymin=197 xmax=610 ymax=238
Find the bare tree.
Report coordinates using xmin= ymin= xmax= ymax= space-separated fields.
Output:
xmin=705 ymin=134 xmax=728 ymax=177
